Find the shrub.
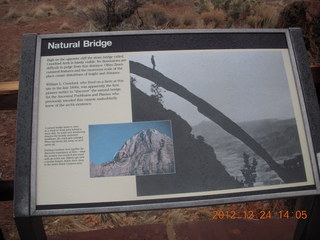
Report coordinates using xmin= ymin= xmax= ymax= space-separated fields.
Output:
xmin=141 ymin=4 xmax=169 ymax=27
xmin=195 ymin=0 xmax=210 ymax=14
xmin=152 ymin=10 xmax=168 ymax=26
xmin=16 ymin=15 xmax=32 ymax=24
xmin=247 ymin=15 xmax=263 ymax=28
xmin=2 ymin=8 xmax=22 ymax=19
xmin=88 ymin=0 xmax=140 ymax=31
xmin=228 ymin=0 xmax=244 ymax=20
xmin=0 ymin=0 xmax=10 ymax=4
xmin=167 ymin=16 xmax=180 ymax=27
xmin=227 ymin=0 xmax=258 ymax=21
xmin=183 ymin=14 xmax=195 ymax=26
xmin=202 ymin=12 xmax=214 ymax=25
xmin=201 ymin=9 xmax=226 ymax=27
xmin=251 ymin=4 xmax=277 ymax=28
xmin=29 ymin=3 xmax=59 ymax=18
xmin=66 ymin=0 xmax=77 ymax=11
xmin=226 ymin=17 xmax=233 ymax=28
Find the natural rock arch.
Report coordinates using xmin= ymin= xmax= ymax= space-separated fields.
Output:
xmin=130 ymin=60 xmax=295 ymax=183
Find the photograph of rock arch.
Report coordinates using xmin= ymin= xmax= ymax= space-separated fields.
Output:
xmin=129 ymin=49 xmax=310 ymax=196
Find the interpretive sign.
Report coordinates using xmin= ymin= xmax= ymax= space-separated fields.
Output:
xmin=15 ymin=29 xmax=320 ymax=216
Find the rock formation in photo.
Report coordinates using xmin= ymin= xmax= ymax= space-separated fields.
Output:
xmin=90 ymin=129 xmax=175 ymax=177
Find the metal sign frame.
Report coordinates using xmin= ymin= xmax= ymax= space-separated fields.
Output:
xmin=15 ymin=29 xmax=320 ymax=219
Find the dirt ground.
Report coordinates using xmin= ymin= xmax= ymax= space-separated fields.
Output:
xmin=0 ymin=0 xmax=313 ymax=239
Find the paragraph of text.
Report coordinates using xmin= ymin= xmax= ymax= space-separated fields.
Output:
xmin=44 ymin=126 xmax=85 ymax=147
xmin=45 ymin=54 xmax=125 ymax=78
xmin=44 ymin=147 xmax=85 ymax=166
xmin=44 ymin=79 xmax=124 ymax=108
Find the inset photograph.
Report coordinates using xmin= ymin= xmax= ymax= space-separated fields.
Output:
xmin=89 ymin=120 xmax=175 ymax=177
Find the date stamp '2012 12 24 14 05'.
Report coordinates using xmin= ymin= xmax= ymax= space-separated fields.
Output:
xmin=211 ymin=210 xmax=308 ymax=220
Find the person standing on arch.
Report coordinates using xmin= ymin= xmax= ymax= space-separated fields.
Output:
xmin=151 ymin=55 xmax=156 ymax=70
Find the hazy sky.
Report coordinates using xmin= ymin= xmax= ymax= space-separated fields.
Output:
xmin=89 ymin=120 xmax=172 ymax=164
xmin=130 ymin=49 xmax=296 ymax=126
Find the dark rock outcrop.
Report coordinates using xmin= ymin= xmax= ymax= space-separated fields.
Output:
xmin=130 ymin=83 xmax=242 ymax=196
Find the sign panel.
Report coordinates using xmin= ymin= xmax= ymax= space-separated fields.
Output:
xmin=26 ymin=30 xmax=320 ymax=215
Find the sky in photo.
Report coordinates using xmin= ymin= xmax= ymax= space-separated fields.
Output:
xmin=130 ymin=50 xmax=295 ymax=126
xmin=89 ymin=120 xmax=173 ymax=164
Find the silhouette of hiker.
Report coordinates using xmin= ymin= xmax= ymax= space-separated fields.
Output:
xmin=151 ymin=55 xmax=156 ymax=70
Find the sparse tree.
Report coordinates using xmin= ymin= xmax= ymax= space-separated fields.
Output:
xmin=150 ymin=83 xmax=164 ymax=104
xmin=241 ymin=152 xmax=257 ymax=187
xmin=89 ymin=0 xmax=141 ymax=31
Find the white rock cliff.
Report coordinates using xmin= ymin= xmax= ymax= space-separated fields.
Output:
xmin=90 ymin=129 xmax=175 ymax=177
